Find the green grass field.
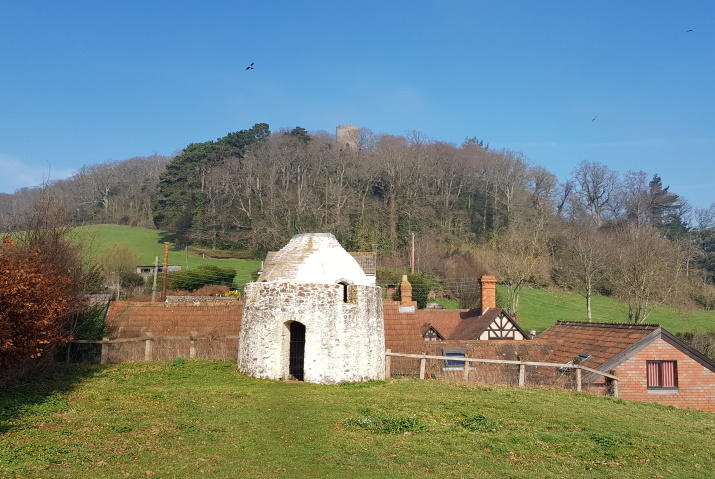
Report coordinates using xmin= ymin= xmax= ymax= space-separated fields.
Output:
xmin=515 ymin=287 xmax=715 ymax=335
xmin=72 ymin=225 xmax=262 ymax=286
xmin=2 ymin=361 xmax=714 ymax=478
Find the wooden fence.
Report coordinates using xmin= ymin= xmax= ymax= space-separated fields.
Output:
xmin=70 ymin=334 xmax=240 ymax=363
xmin=67 ymin=340 xmax=618 ymax=396
xmin=385 ymin=350 xmax=619 ymax=396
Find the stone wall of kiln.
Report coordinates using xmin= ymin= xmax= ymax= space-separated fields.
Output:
xmin=237 ymin=281 xmax=385 ymax=384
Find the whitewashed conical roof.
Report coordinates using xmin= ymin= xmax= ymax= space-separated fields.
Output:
xmin=257 ymin=233 xmax=370 ymax=285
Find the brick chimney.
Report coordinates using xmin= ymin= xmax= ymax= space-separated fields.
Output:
xmin=400 ymin=274 xmax=413 ymax=307
xmin=480 ymin=275 xmax=497 ymax=315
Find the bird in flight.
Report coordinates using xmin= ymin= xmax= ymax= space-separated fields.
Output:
xmin=592 ymin=115 xmax=597 ymax=122
xmin=687 ymin=29 xmax=693 ymax=32
xmin=246 ymin=62 xmax=254 ymax=70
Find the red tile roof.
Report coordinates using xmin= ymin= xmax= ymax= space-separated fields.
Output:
xmin=417 ymin=308 xmax=526 ymax=341
xmin=105 ymin=301 xmax=243 ymax=339
xmin=532 ymin=321 xmax=661 ymax=370
xmin=383 ymin=301 xmax=423 ymax=354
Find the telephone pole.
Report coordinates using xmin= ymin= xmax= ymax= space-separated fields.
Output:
xmin=151 ymin=255 xmax=159 ymax=302
xmin=161 ymin=242 xmax=169 ymax=302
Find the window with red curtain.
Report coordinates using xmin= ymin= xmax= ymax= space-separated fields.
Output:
xmin=647 ymin=361 xmax=678 ymax=389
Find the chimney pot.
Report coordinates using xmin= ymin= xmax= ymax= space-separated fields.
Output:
xmin=480 ymin=275 xmax=497 ymax=315
xmin=400 ymin=274 xmax=413 ymax=307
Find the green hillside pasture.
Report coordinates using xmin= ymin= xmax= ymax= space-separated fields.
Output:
xmin=2 ymin=361 xmax=714 ymax=478
xmin=71 ymin=225 xmax=261 ymax=286
xmin=515 ymin=287 xmax=715 ymax=335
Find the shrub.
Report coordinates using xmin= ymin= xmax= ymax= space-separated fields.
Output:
xmin=676 ymin=330 xmax=715 ymax=360
xmin=407 ymin=273 xmax=433 ymax=309
xmin=0 ymin=237 xmax=80 ymax=369
xmin=457 ymin=414 xmax=500 ymax=432
xmin=168 ymin=264 xmax=237 ymax=291
xmin=345 ymin=412 xmax=427 ymax=434
xmin=172 ymin=356 xmax=187 ymax=366
xmin=71 ymin=305 xmax=108 ymax=341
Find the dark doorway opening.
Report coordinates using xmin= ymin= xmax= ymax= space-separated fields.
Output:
xmin=289 ymin=321 xmax=306 ymax=381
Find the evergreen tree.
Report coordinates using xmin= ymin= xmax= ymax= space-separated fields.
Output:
xmin=647 ymin=174 xmax=688 ymax=238
xmin=152 ymin=124 xmax=270 ymax=243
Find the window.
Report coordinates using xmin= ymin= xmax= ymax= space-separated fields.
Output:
xmin=442 ymin=348 xmax=473 ymax=370
xmin=558 ymin=353 xmax=591 ymax=373
xmin=647 ymin=361 xmax=678 ymax=390
xmin=338 ymin=282 xmax=349 ymax=303
xmin=423 ymin=327 xmax=443 ymax=341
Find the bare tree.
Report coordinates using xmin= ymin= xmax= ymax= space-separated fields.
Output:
xmin=484 ymin=219 xmax=551 ymax=315
xmin=556 ymin=225 xmax=612 ymax=321
xmin=621 ymin=170 xmax=651 ymax=224
xmin=611 ymin=225 xmax=684 ymax=323
xmin=571 ymin=161 xmax=620 ymax=227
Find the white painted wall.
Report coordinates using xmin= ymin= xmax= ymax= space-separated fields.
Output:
xmin=237 ymin=234 xmax=385 ymax=384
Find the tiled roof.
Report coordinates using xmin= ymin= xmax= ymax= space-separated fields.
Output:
xmin=418 ymin=309 xmax=479 ymax=338
xmin=383 ymin=301 xmax=423 ymax=354
xmin=451 ymin=309 xmax=502 ymax=340
xmin=417 ymin=308 xmax=526 ymax=341
xmin=532 ymin=321 xmax=660 ymax=370
xmin=349 ymin=252 xmax=376 ymax=275
xmin=105 ymin=301 xmax=243 ymax=339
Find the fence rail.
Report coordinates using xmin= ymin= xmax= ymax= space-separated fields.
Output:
xmin=69 ymin=335 xmax=240 ymax=363
xmin=385 ymin=350 xmax=619 ymax=396
xmin=68 ymin=339 xmax=618 ymax=397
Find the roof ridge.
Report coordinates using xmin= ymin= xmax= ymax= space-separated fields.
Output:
xmin=555 ymin=321 xmax=660 ymax=329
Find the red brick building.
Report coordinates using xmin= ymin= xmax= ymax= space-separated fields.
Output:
xmin=534 ymin=321 xmax=715 ymax=412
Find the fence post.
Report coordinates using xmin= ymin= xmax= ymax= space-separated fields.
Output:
xmin=100 ymin=337 xmax=109 ymax=365
xmin=575 ymin=367 xmax=582 ymax=392
xmin=385 ymin=349 xmax=391 ymax=379
xmin=189 ymin=331 xmax=197 ymax=359
xmin=611 ymin=377 xmax=619 ymax=397
xmin=419 ymin=357 xmax=426 ymax=380
xmin=463 ymin=359 xmax=470 ymax=382
xmin=144 ymin=332 xmax=154 ymax=361
xmin=518 ymin=363 xmax=526 ymax=387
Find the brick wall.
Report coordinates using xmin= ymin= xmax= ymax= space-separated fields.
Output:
xmin=614 ymin=339 xmax=715 ymax=412
xmin=104 ymin=301 xmax=243 ymax=362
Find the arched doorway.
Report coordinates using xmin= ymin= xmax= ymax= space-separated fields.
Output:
xmin=289 ymin=321 xmax=306 ymax=381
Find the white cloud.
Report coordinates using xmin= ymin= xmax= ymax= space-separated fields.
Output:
xmin=0 ymin=154 xmax=75 ymax=194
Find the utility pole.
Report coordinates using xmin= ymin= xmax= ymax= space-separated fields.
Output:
xmin=162 ymin=242 xmax=169 ymax=302
xmin=151 ymin=255 xmax=159 ymax=302
xmin=410 ymin=232 xmax=415 ymax=274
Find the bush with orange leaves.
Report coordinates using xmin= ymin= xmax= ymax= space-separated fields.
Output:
xmin=0 ymin=237 xmax=79 ymax=369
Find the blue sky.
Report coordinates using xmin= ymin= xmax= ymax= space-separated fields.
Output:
xmin=1 ymin=1 xmax=714 ymax=210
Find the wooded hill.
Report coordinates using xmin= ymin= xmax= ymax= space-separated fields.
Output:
xmin=2 ymin=123 xmax=715 ymax=320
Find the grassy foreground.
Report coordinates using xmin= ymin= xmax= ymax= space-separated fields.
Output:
xmin=2 ymin=361 xmax=714 ymax=478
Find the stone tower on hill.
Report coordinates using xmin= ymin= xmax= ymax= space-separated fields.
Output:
xmin=336 ymin=124 xmax=359 ymax=152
